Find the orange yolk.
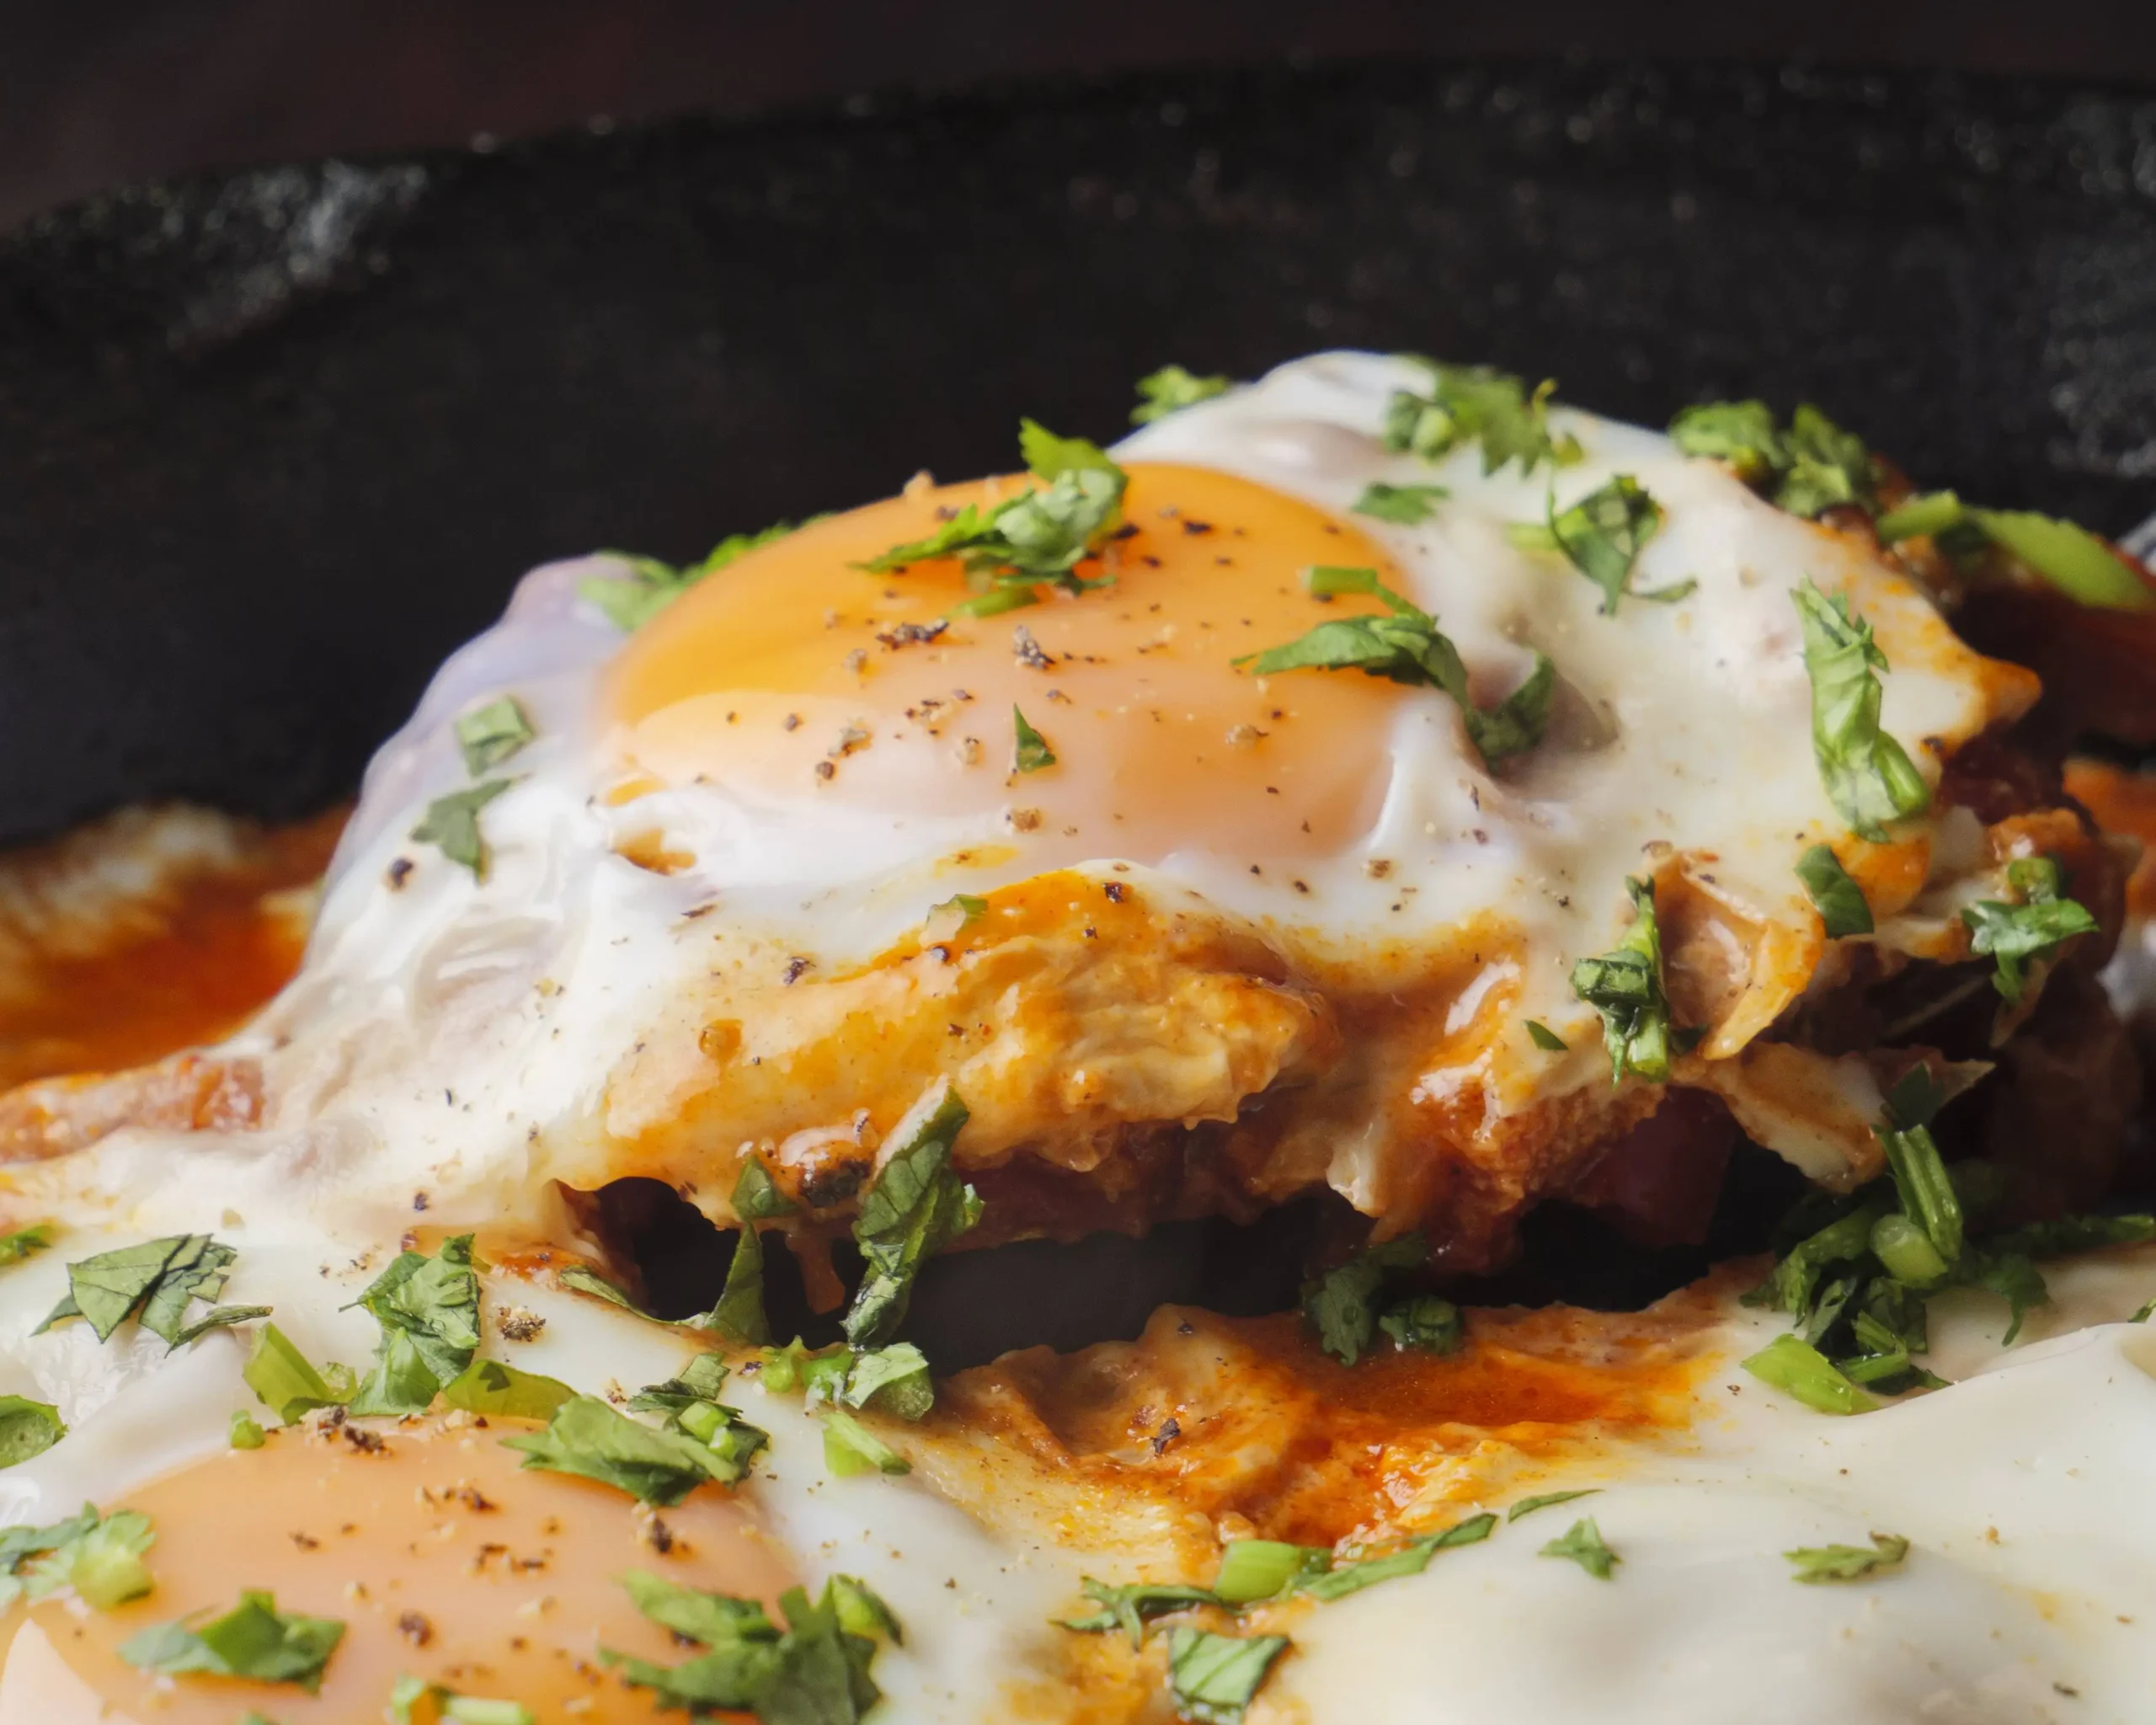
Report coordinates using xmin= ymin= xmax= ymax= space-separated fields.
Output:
xmin=605 ymin=463 xmax=1415 ymax=866
xmin=0 ymin=1416 xmax=793 ymax=1722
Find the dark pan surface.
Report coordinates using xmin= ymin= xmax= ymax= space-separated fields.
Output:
xmin=3 ymin=61 xmax=2155 ymax=847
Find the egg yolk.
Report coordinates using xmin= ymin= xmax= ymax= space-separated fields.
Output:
xmin=0 ymin=1415 xmax=792 ymax=1722
xmin=605 ymin=463 xmax=1417 ymax=867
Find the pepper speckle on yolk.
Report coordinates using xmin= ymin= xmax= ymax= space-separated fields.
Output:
xmin=605 ymin=464 xmax=1413 ymax=864
xmin=0 ymin=1414 xmax=793 ymax=1722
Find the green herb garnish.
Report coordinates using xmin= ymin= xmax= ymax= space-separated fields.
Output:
xmin=1508 ymin=1488 xmax=1600 ymax=1522
xmin=1570 ymin=875 xmax=1675 ymax=1084
xmin=409 ymin=780 xmax=512 ymax=879
xmin=1134 ymin=366 xmax=1232 ymax=424
xmin=37 ymin=1234 xmax=248 ymax=1347
xmin=1545 ymin=476 xmax=1676 ymax=612
xmin=454 ymin=697 xmax=535 ymax=775
xmin=440 ymin=1359 xmax=576 ymax=1421
xmin=0 ymin=1503 xmax=154 ymax=1610
xmin=242 ymin=1324 xmax=354 ymax=1426
xmin=1670 ymin=400 xmax=1876 ymax=517
xmin=504 ymin=1394 xmax=747 ymax=1503
xmin=1960 ymin=856 xmax=2097 ymax=1005
xmin=1384 ymin=360 xmax=1579 ymax=475
xmin=120 ymin=1590 xmax=344 ymax=1692
xmin=842 ymin=1085 xmax=980 ymax=1348
xmin=1012 ymin=706 xmax=1057 ymax=773
xmin=1785 ymin=1531 xmax=1909 ymax=1584
xmin=1741 ymin=1333 xmax=1877 ymax=1415
xmin=584 ymin=521 xmax=798 ymax=632
xmin=0 ymin=1397 xmax=65 ymax=1469
xmin=1524 ymin=1019 xmax=1569 ymax=1052
xmin=1793 ymin=581 xmax=1929 ymax=841
xmin=1796 ymin=843 xmax=1873 ymax=937
xmin=1302 ymin=1231 xmax=1433 ymax=1366
xmin=1537 ymin=1517 xmax=1620 ymax=1579
xmin=1239 ymin=565 xmax=1553 ymax=766
xmin=344 ymin=1234 xmax=480 ymax=1417
xmin=1351 ymin=481 xmax=1450 ymax=525
xmin=1166 ymin=1626 xmax=1291 ymax=1725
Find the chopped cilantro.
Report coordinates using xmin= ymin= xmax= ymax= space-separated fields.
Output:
xmin=1061 ymin=1577 xmax=1222 ymax=1644
xmin=388 ymin=1675 xmax=535 ymax=1724
xmin=1302 ymin=1231 xmax=1430 ymax=1365
xmin=1383 ymin=360 xmax=1579 ymax=475
xmin=440 ymin=1359 xmax=576 ymax=1421
xmin=1166 ymin=1627 xmax=1290 ymax=1725
xmin=584 ymin=521 xmax=798 ymax=632
xmin=842 ymin=1085 xmax=980 ymax=1348
xmin=1784 ymin=1531 xmax=1909 ymax=1584
xmin=1012 ymin=706 xmax=1057 ymax=773
xmin=1669 ymin=399 xmax=1875 ymax=517
xmin=1524 ymin=1019 xmax=1569 ymax=1052
xmin=1351 ymin=481 xmax=1450 ymax=525
xmin=1972 ymin=510 xmax=2152 ymax=610
xmin=1211 ymin=1541 xmax=1331 ymax=1605
xmin=1508 ymin=1488 xmax=1600 ymax=1522
xmin=505 ymin=1394 xmax=747 ymax=1503
xmin=229 ymin=1409 xmax=267 ymax=1450
xmin=409 ymin=780 xmax=512 ymax=879
xmin=242 ymin=1324 xmax=354 ymax=1425
xmin=1668 ymin=399 xmax=1784 ymax=483
xmin=1537 ymin=1517 xmax=1620 ymax=1579
xmin=1134 ymin=366 xmax=1232 ymax=424
xmin=606 ymin=1575 xmax=893 ymax=1724
xmin=1793 ymin=581 xmax=1929 ymax=841
xmin=1570 ymin=876 xmax=1676 ymax=1084
xmin=0 ymin=1503 xmax=152 ymax=1610
xmin=1741 ymin=1333 xmax=1877 ymax=1415
xmin=1961 ymin=856 xmax=2097 ymax=1005
xmin=1796 ymin=843 xmax=1873 ymax=937
xmin=821 ymin=1409 xmax=910 ymax=1478
xmin=120 ymin=1589 xmax=344 ymax=1692
xmin=344 ymin=1234 xmax=480 ymax=1417
xmin=453 ymin=696 xmax=535 ymax=775
xmin=1375 ymin=1291 xmax=1462 ymax=1354
xmin=37 ymin=1234 xmax=245 ymax=1346
xmin=0 ymin=1223 xmax=53 ymax=1268
xmin=733 ymin=1156 xmax=798 ymax=1221
xmin=1545 ymin=476 xmax=1668 ymax=612
xmin=0 ymin=1396 xmax=64 ymax=1468
xmin=1239 ymin=565 xmax=1554 ymax=766
xmin=1296 ymin=1517 xmax=1494 ymax=1602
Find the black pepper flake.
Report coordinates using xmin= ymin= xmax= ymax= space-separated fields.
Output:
xmin=342 ymin=1425 xmax=387 ymax=1455
xmin=875 ymin=619 xmax=948 ymax=650
xmin=1180 ymin=519 xmax=1214 ymax=536
xmin=814 ymin=760 xmax=836 ymax=781
xmin=289 ymin=1530 xmax=319 ymax=1551
xmin=412 ymin=1191 xmax=430 ymax=1213
xmin=1012 ymin=625 xmax=1054 ymax=670
xmin=1110 ymin=521 xmax=1140 ymax=540
xmin=1103 ymin=881 xmax=1127 ymax=904
xmin=782 ymin=957 xmax=813 ymax=985
xmin=386 ymin=857 xmax=414 ymax=890
xmin=398 ymin=1611 xmax=434 ymax=1647
xmin=1151 ymin=1418 xmax=1182 ymax=1455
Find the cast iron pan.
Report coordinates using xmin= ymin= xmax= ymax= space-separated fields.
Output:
xmin=2 ymin=58 xmax=2153 ymax=1361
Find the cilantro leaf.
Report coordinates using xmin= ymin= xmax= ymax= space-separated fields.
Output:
xmin=1525 ymin=1019 xmax=1568 ymax=1051
xmin=1793 ymin=581 xmax=1930 ymax=841
xmin=1785 ymin=1531 xmax=1909 ymax=1584
xmin=1668 ymin=400 xmax=1785 ymax=483
xmin=1012 ymin=706 xmax=1057 ymax=773
xmin=1961 ymin=862 xmax=2098 ymax=1005
xmin=821 ymin=1409 xmax=910 ymax=1477
xmin=842 ymin=1086 xmax=980 ymax=1348
xmin=1133 ymin=366 xmax=1233 ymax=424
xmin=230 ymin=1410 xmax=266 ymax=1449
xmin=1508 ymin=1488 xmax=1600 ymax=1522
xmin=1741 ymin=1333 xmax=1877 ymax=1415
xmin=1296 ymin=1516 xmax=1494 ymax=1602
xmin=387 ymin=1675 xmax=534 ymax=1725
xmin=504 ymin=1394 xmax=748 ymax=1503
xmin=0 ymin=1396 xmax=64 ymax=1468
xmin=861 ymin=425 xmax=1128 ymax=606
xmin=454 ymin=696 xmax=536 ymax=776
xmin=1375 ymin=1292 xmax=1463 ymax=1355
xmin=0 ymin=1223 xmax=53 ymax=1268
xmin=1547 ymin=476 xmax=1664 ymax=612
xmin=708 ymin=1220 xmax=771 ymax=1348
xmin=0 ymin=1503 xmax=152 ymax=1610
xmin=1166 ymin=1627 xmax=1290 ymax=1725
xmin=1774 ymin=405 xmax=1876 ymax=517
xmin=345 ymin=1235 xmax=480 ymax=1417
xmin=243 ymin=1324 xmax=354 ymax=1425
xmin=621 ymin=1568 xmax=779 ymax=1646
xmin=1570 ymin=875 xmax=1675 ymax=1084
xmin=440 ymin=1359 xmax=575 ymax=1421
xmin=1060 ymin=1578 xmax=1222 ymax=1645
xmin=733 ymin=1157 xmax=798 ymax=1222
xmin=1301 ymin=1231 xmax=1429 ymax=1366
xmin=1240 ymin=565 xmax=1554 ymax=765
xmin=409 ymin=780 xmax=512 ymax=879
xmin=1351 ymin=481 xmax=1449 ymax=525
xmin=38 ymin=1234 xmax=240 ymax=1345
xmin=1384 ymin=360 xmax=1577 ymax=475
xmin=120 ymin=1589 xmax=344 ymax=1692
xmin=584 ymin=521 xmax=798 ymax=632
xmin=838 ymin=1342 xmax=935 ymax=1423
xmin=1796 ymin=843 xmax=1873 ymax=937
xmin=1537 ymin=1517 xmax=1620 ymax=1579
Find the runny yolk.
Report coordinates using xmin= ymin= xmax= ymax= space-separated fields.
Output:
xmin=0 ymin=1416 xmax=794 ymax=1722
xmin=604 ymin=463 xmax=1413 ymax=865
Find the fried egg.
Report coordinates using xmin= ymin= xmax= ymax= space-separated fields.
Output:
xmin=0 ymin=351 xmax=2143 ymax=1725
